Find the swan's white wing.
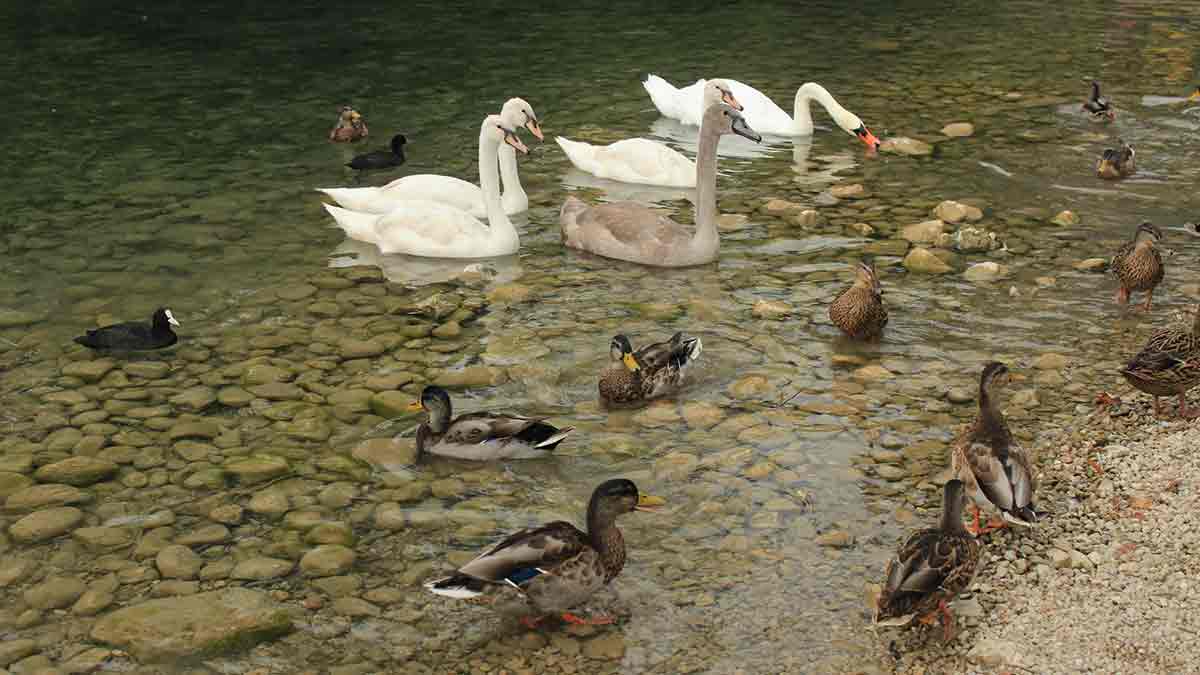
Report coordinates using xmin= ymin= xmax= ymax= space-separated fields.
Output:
xmin=672 ymin=79 xmax=709 ymax=126
xmin=379 ymin=175 xmax=486 ymax=218
xmin=725 ymin=79 xmax=796 ymax=135
xmin=372 ymin=201 xmax=496 ymax=257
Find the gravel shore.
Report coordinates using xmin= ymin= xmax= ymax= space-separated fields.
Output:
xmin=892 ymin=402 xmax=1200 ymax=675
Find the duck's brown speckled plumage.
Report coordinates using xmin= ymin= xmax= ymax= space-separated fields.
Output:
xmin=424 ymin=479 xmax=660 ymax=622
xmin=951 ymin=362 xmax=1038 ymax=530
xmin=829 ymin=260 xmax=887 ymax=340
xmin=876 ymin=480 xmax=979 ymax=637
xmin=1096 ymin=139 xmax=1135 ymax=178
xmin=599 ymin=332 xmax=702 ymax=407
xmin=329 ymin=105 xmax=368 ymax=142
xmin=1111 ymin=222 xmax=1164 ymax=310
xmin=1120 ymin=305 xmax=1200 ymax=418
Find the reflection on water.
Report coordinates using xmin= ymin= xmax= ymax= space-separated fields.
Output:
xmin=3 ymin=0 xmax=1200 ymax=673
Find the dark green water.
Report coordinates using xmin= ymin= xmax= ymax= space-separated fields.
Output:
xmin=2 ymin=1 xmax=1200 ymax=673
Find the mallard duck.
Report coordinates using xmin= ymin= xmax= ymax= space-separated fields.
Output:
xmin=329 ymin=105 xmax=368 ymax=142
xmin=73 ymin=308 xmax=179 ymax=351
xmin=1082 ymin=80 xmax=1115 ymax=121
xmin=424 ymin=478 xmax=663 ymax=626
xmin=828 ymin=260 xmax=887 ymax=340
xmin=405 ymin=386 xmax=574 ymax=460
xmin=1120 ymin=305 xmax=1200 ymax=418
xmin=598 ymin=333 xmax=702 ymax=407
xmin=1096 ymin=139 xmax=1135 ymax=179
xmin=1111 ymin=221 xmax=1164 ymax=311
xmin=875 ymin=479 xmax=979 ymax=640
xmin=951 ymin=362 xmax=1038 ymax=534
xmin=346 ymin=134 xmax=407 ymax=171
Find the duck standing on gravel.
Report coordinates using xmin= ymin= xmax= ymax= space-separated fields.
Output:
xmin=1082 ymin=80 xmax=1115 ymax=121
xmin=329 ymin=105 xmax=368 ymax=142
xmin=424 ymin=479 xmax=663 ymax=627
xmin=1110 ymin=221 xmax=1165 ymax=311
xmin=875 ymin=479 xmax=979 ymax=640
xmin=1096 ymin=139 xmax=1135 ymax=179
xmin=1120 ymin=305 xmax=1200 ymax=419
xmin=951 ymin=362 xmax=1038 ymax=535
xmin=828 ymin=259 xmax=887 ymax=340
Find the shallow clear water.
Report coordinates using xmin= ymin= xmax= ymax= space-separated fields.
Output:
xmin=3 ymin=1 xmax=1200 ymax=673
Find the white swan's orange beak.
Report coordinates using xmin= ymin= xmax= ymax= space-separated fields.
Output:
xmin=525 ymin=118 xmax=544 ymax=141
xmin=721 ymin=89 xmax=743 ymax=111
xmin=504 ymin=130 xmax=529 ymax=154
xmin=855 ymin=125 xmax=881 ymax=151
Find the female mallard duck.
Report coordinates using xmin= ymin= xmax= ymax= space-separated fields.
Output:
xmin=951 ymin=362 xmax=1038 ymax=534
xmin=1111 ymin=221 xmax=1164 ymax=311
xmin=1096 ymin=139 xmax=1135 ymax=179
xmin=875 ymin=479 xmax=979 ymax=640
xmin=1120 ymin=305 xmax=1200 ymax=418
xmin=346 ymin=134 xmax=407 ymax=171
xmin=329 ymin=105 xmax=368 ymax=142
xmin=425 ymin=478 xmax=663 ymax=626
xmin=828 ymin=260 xmax=887 ymax=340
xmin=598 ymin=333 xmax=702 ymax=407
xmin=1082 ymin=80 xmax=1115 ymax=121
xmin=406 ymin=386 xmax=574 ymax=460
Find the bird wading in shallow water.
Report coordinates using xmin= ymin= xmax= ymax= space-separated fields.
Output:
xmin=828 ymin=259 xmax=887 ymax=340
xmin=1110 ymin=221 xmax=1164 ymax=311
xmin=73 ymin=308 xmax=180 ymax=351
xmin=598 ymin=333 xmax=702 ymax=408
xmin=406 ymin=385 xmax=574 ymax=460
xmin=423 ymin=479 xmax=664 ymax=627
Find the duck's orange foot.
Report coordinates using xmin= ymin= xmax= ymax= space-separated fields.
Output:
xmin=519 ymin=616 xmax=544 ymax=629
xmin=561 ymin=612 xmax=616 ymax=626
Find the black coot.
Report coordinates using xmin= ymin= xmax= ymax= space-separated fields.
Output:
xmin=346 ymin=134 xmax=406 ymax=171
xmin=74 ymin=307 xmax=180 ymax=351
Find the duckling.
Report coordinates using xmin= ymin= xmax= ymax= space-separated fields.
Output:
xmin=828 ymin=259 xmax=887 ymax=340
xmin=1096 ymin=139 xmax=1135 ymax=179
xmin=875 ymin=479 xmax=979 ymax=640
xmin=424 ymin=478 xmax=664 ymax=627
xmin=598 ymin=333 xmax=702 ymax=407
xmin=1110 ymin=221 xmax=1164 ymax=311
xmin=346 ymin=134 xmax=406 ymax=172
xmin=329 ymin=105 xmax=368 ymax=142
xmin=406 ymin=386 xmax=574 ymax=460
xmin=1120 ymin=305 xmax=1200 ymax=418
xmin=1082 ymin=80 xmax=1116 ymax=121
xmin=73 ymin=308 xmax=180 ymax=351
xmin=951 ymin=362 xmax=1038 ymax=535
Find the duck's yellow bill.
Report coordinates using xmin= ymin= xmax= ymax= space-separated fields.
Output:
xmin=622 ymin=353 xmax=641 ymax=372
xmin=635 ymin=494 xmax=665 ymax=511
xmin=405 ymin=400 xmax=423 ymax=412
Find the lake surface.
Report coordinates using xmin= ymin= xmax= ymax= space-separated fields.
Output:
xmin=2 ymin=1 xmax=1200 ymax=672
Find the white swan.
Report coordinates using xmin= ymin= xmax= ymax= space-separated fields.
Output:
xmin=643 ymin=75 xmax=880 ymax=146
xmin=554 ymin=80 xmax=741 ymax=188
xmin=323 ymin=115 xmax=527 ymax=258
xmin=316 ymin=98 xmax=541 ymax=216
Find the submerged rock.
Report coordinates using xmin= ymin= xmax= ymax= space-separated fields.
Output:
xmin=902 ymin=247 xmax=953 ymax=274
xmin=33 ymin=457 xmax=117 ymax=486
xmin=900 ymin=220 xmax=945 ymax=244
xmin=90 ymin=588 xmax=293 ymax=663
xmin=880 ymin=137 xmax=934 ymax=156
xmin=941 ymin=122 xmax=975 ymax=137
xmin=963 ymin=262 xmax=1011 ymax=282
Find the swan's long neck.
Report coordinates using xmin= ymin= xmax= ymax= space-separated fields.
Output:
xmin=692 ymin=115 xmax=721 ymax=256
xmin=497 ymin=145 xmax=525 ymax=204
xmin=792 ymin=83 xmax=847 ymax=136
xmin=478 ymin=130 xmax=512 ymax=239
